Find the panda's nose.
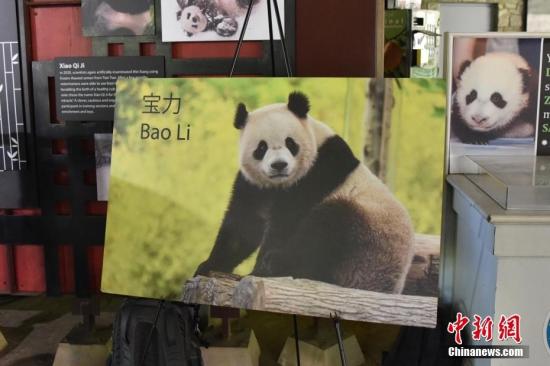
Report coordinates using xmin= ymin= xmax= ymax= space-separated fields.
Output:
xmin=271 ymin=161 xmax=288 ymax=171
xmin=472 ymin=114 xmax=488 ymax=125
xmin=192 ymin=16 xmax=199 ymax=23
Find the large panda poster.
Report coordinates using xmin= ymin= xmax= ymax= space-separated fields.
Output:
xmin=447 ymin=34 xmax=549 ymax=173
xmin=102 ymin=78 xmax=444 ymax=327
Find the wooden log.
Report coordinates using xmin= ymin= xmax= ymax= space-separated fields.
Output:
xmin=404 ymin=234 xmax=440 ymax=297
xmin=183 ymin=274 xmax=437 ymax=328
xmin=182 ymin=234 xmax=440 ymax=328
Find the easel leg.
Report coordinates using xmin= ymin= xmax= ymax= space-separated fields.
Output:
xmin=272 ymin=0 xmax=292 ymax=76
xmin=293 ymin=314 xmax=301 ymax=366
xmin=229 ymin=0 xmax=255 ymax=76
xmin=139 ymin=300 xmax=165 ymax=366
xmin=267 ymin=0 xmax=276 ymax=76
xmin=332 ymin=314 xmax=348 ymax=366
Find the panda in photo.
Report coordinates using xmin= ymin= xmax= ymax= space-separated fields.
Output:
xmin=196 ymin=92 xmax=415 ymax=294
xmin=452 ymin=52 xmax=537 ymax=144
xmin=176 ymin=0 xmax=259 ymax=38
xmin=82 ymin=0 xmax=153 ymax=36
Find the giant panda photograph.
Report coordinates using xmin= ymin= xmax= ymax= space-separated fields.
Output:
xmin=82 ymin=0 xmax=155 ymax=36
xmin=195 ymin=92 xmax=415 ymax=294
xmin=449 ymin=37 xmax=541 ymax=173
xmin=102 ymin=78 xmax=445 ymax=325
xmin=160 ymin=0 xmax=284 ymax=42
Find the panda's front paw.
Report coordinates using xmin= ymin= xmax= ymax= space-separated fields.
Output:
xmin=194 ymin=260 xmax=214 ymax=277
xmin=216 ymin=17 xmax=239 ymax=37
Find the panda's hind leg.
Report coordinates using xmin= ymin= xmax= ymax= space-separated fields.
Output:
xmin=289 ymin=198 xmax=411 ymax=294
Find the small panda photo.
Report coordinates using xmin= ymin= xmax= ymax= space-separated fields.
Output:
xmin=160 ymin=0 xmax=284 ymax=42
xmin=82 ymin=0 xmax=155 ymax=37
xmin=449 ymin=37 xmax=542 ymax=172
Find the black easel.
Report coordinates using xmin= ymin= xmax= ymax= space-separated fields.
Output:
xmin=229 ymin=2 xmax=350 ymax=364
xmin=139 ymin=300 xmax=165 ymax=366
xmin=332 ymin=314 xmax=348 ymax=366
xmin=230 ymin=0 xmax=292 ymax=77
xmin=293 ymin=314 xmax=301 ymax=366
xmin=230 ymin=0 xmax=303 ymax=363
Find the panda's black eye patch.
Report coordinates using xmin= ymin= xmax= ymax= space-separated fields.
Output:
xmin=490 ymin=92 xmax=507 ymax=109
xmin=253 ymin=140 xmax=268 ymax=160
xmin=285 ymin=137 xmax=300 ymax=156
xmin=466 ymin=89 xmax=477 ymax=105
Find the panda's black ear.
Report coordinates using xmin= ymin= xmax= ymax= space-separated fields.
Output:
xmin=288 ymin=92 xmax=310 ymax=119
xmin=518 ymin=68 xmax=532 ymax=94
xmin=234 ymin=103 xmax=248 ymax=129
xmin=457 ymin=60 xmax=472 ymax=80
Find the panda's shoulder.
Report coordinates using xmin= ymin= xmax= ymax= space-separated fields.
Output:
xmin=314 ymin=135 xmax=359 ymax=175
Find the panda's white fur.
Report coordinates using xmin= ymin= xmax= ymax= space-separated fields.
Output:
xmin=198 ymin=93 xmax=415 ymax=294
xmin=453 ymin=52 xmax=536 ymax=143
xmin=239 ymin=103 xmax=333 ymax=189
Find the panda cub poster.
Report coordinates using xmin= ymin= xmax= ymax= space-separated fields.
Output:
xmin=161 ymin=0 xmax=284 ymax=42
xmin=103 ymin=78 xmax=444 ymax=327
xmin=448 ymin=36 xmax=547 ymax=173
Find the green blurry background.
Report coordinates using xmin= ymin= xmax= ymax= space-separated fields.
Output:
xmin=102 ymin=78 xmax=445 ymax=299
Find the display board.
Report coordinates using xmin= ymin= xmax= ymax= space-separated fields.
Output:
xmin=55 ymin=56 xmax=164 ymax=121
xmin=102 ymin=77 xmax=443 ymax=327
xmin=447 ymin=34 xmax=550 ymax=173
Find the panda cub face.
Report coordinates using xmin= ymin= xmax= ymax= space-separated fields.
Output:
xmin=456 ymin=52 xmax=531 ymax=132
xmin=180 ymin=6 xmax=207 ymax=36
xmin=235 ymin=93 xmax=317 ymax=189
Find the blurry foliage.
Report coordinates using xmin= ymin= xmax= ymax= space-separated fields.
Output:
xmin=385 ymin=79 xmax=446 ymax=235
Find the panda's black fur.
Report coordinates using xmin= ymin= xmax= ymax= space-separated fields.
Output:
xmin=196 ymin=93 xmax=414 ymax=294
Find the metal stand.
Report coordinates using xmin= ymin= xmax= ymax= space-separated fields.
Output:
xmin=230 ymin=0 xmax=292 ymax=77
xmin=139 ymin=300 xmax=165 ymax=366
xmin=292 ymin=314 xmax=301 ymax=366
xmin=230 ymin=2 xmax=300 ymax=364
xmin=332 ymin=314 xmax=348 ymax=366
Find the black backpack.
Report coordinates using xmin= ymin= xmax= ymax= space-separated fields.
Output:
xmin=109 ymin=299 xmax=203 ymax=366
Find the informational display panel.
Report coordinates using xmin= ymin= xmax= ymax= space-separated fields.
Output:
xmin=538 ymin=39 xmax=550 ymax=156
xmin=102 ymin=78 xmax=444 ymax=327
xmin=55 ymin=56 xmax=164 ymax=121
xmin=447 ymin=34 xmax=550 ymax=173
xmin=0 ymin=0 xmax=26 ymax=172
